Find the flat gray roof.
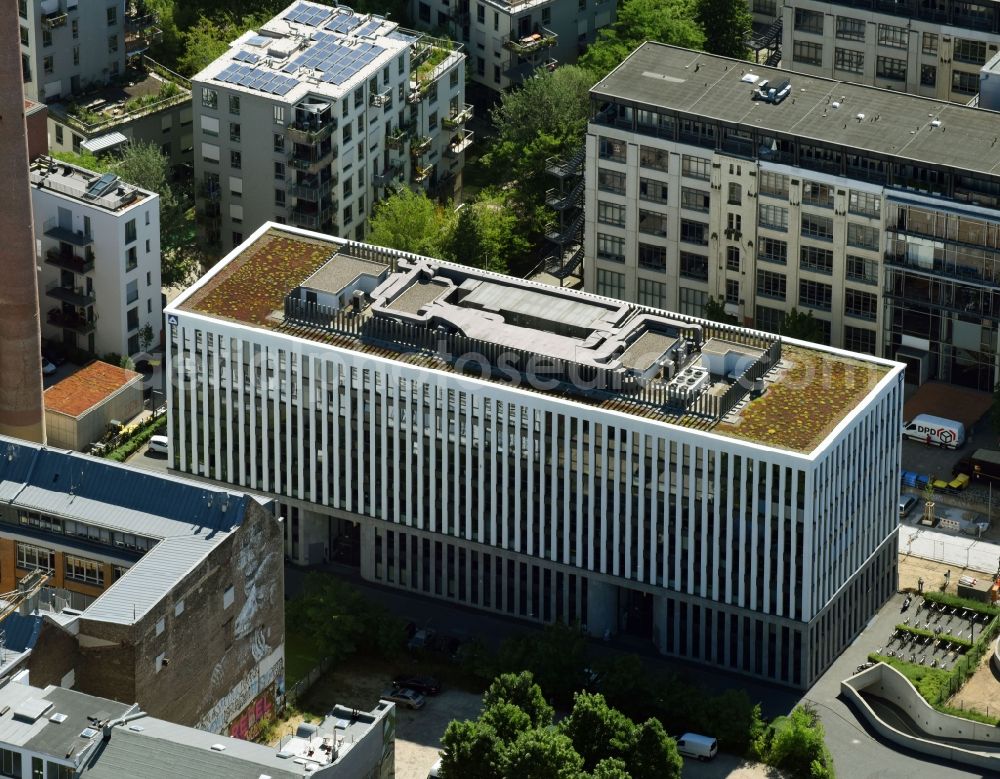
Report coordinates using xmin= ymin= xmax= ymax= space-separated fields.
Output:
xmin=303 ymin=253 xmax=388 ymax=296
xmin=592 ymin=43 xmax=1000 ymax=176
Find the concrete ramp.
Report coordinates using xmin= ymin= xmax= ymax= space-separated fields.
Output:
xmin=842 ymin=662 xmax=1000 ymax=772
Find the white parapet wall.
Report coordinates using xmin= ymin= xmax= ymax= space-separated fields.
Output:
xmin=841 ymin=662 xmax=1000 ymax=771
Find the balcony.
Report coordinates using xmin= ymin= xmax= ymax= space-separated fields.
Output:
xmin=287 ymin=178 xmax=334 ymax=200
xmin=446 ymin=130 xmax=473 ymax=157
xmin=374 ymin=163 xmax=401 ymax=187
xmin=370 ymin=88 xmax=392 ymax=108
xmin=47 ymin=308 xmax=95 ymax=334
xmin=386 ymin=127 xmax=408 ymax=149
xmin=414 ymin=164 xmax=433 ymax=183
xmin=288 ymin=206 xmax=333 ymax=230
xmin=45 ymin=247 xmax=94 ymax=274
xmin=286 ymin=120 xmax=336 ymax=145
xmin=125 ymin=12 xmax=162 ymax=56
xmin=442 ymin=104 xmax=473 ymax=129
xmin=43 ymin=223 xmax=93 ymax=247
xmin=288 ymin=145 xmax=336 ymax=172
xmin=502 ymin=27 xmax=557 ymax=56
xmin=42 ymin=11 xmax=68 ymax=29
xmin=46 ymin=282 xmax=95 ymax=307
xmin=410 ymin=135 xmax=432 ymax=156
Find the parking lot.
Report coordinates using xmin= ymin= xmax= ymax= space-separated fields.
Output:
xmin=877 ymin=597 xmax=993 ymax=671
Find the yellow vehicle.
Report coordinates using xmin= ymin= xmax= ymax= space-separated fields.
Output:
xmin=948 ymin=472 xmax=970 ymax=491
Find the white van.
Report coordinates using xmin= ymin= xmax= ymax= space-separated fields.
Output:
xmin=676 ymin=732 xmax=718 ymax=761
xmin=901 ymin=414 xmax=966 ymax=449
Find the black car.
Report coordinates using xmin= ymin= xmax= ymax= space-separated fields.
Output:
xmin=392 ymin=675 xmax=441 ymax=696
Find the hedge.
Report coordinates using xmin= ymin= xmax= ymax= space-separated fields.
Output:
xmin=922 ymin=590 xmax=1000 ymax=617
xmin=894 ymin=623 xmax=973 ymax=649
xmin=106 ymin=415 xmax=167 ymax=462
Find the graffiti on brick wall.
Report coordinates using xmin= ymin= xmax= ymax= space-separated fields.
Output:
xmin=228 ymin=684 xmax=275 ymax=741
xmin=196 ymin=646 xmax=283 ymax=734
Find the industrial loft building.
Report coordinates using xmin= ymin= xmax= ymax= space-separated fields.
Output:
xmin=408 ymin=0 xmax=616 ymax=92
xmin=165 ymin=222 xmax=903 ymax=688
xmin=584 ymin=43 xmax=1000 ymax=390
xmin=30 ymin=155 xmax=162 ymax=358
xmin=0 ymin=680 xmax=394 ymax=778
xmin=778 ymin=0 xmax=1000 ymax=103
xmin=0 ymin=435 xmax=284 ymax=734
xmin=192 ymin=0 xmax=469 ymax=255
xmin=18 ymin=0 xmax=192 ymax=167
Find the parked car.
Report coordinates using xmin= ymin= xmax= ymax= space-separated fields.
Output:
xmin=147 ymin=435 xmax=169 ymax=454
xmin=407 ymin=628 xmax=436 ymax=651
xmin=381 ymin=688 xmax=425 ymax=710
xmin=901 ymin=414 xmax=966 ymax=449
xmin=41 ymin=345 xmax=66 ymax=366
xmin=40 ymin=357 xmax=57 ymax=376
xmin=898 ymin=495 xmax=917 ymax=519
xmin=428 ymin=758 xmax=442 ymax=778
xmin=392 ymin=675 xmax=441 ymax=696
xmin=676 ymin=733 xmax=718 ymax=761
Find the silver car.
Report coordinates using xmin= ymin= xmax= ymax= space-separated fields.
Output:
xmin=381 ymin=688 xmax=425 ymax=710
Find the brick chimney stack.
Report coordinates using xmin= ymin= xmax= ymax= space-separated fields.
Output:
xmin=0 ymin=1 xmax=46 ymax=444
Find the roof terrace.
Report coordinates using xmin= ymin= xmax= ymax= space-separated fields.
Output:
xmin=30 ymin=156 xmax=151 ymax=213
xmin=175 ymin=226 xmax=892 ymax=454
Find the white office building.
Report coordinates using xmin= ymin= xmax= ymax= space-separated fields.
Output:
xmin=165 ymin=222 xmax=902 ymax=688
xmin=30 ymin=155 xmax=162 ymax=358
xmin=192 ymin=1 xmax=469 ymax=255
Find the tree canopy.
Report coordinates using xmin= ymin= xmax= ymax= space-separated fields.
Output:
xmin=696 ymin=0 xmax=752 ymax=59
xmin=482 ymin=672 xmax=554 ymax=729
xmin=366 ymin=188 xmax=456 ymax=257
xmin=702 ymin=295 xmax=739 ymax=325
xmin=779 ymin=307 xmax=825 ymax=343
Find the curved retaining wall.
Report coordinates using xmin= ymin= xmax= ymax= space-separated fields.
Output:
xmin=841 ymin=662 xmax=1000 ymax=771
xmin=993 ymin=637 xmax=1000 ymax=675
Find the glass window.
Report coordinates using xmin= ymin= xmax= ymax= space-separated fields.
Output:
xmin=680 ymin=187 xmax=709 ymax=212
xmin=836 ymin=16 xmax=865 ymax=41
xmin=800 ymin=245 xmax=833 ymax=273
xmin=801 ymin=214 xmax=833 ymax=240
xmin=728 ymin=183 xmax=742 ymax=205
xmin=877 ymin=23 xmax=909 ymax=48
xmin=794 ymin=8 xmax=824 ymax=33
xmin=680 ymin=219 xmax=708 ymax=246
xmin=793 ymin=41 xmax=823 ymax=66
xmin=639 ymin=178 xmax=668 ymax=204
xmin=637 ymin=278 xmax=666 ymax=308
xmin=107 ymin=5 xmax=117 ymax=25
xmin=847 ymin=223 xmax=879 ymax=250
xmin=596 ymin=233 xmax=625 ymax=262
xmin=845 ymin=289 xmax=878 ymax=320
xmin=639 ymin=146 xmax=668 ymax=171
xmin=598 ymin=136 xmax=626 ymax=162
xmin=229 ymin=95 xmax=240 ymax=114
xmin=596 ymin=269 xmax=624 ymax=299
xmin=848 ymin=191 xmax=880 ymax=217
xmin=846 ymin=255 xmax=878 ymax=285
xmin=834 ymin=48 xmax=864 ymax=74
xmin=922 ymin=33 xmax=938 ymax=55
xmin=638 ymin=209 xmax=667 ymax=236
xmin=844 ymin=325 xmax=876 ymax=354
xmin=65 ymin=555 xmax=104 ymax=586
xmin=125 ymin=219 xmax=137 ymax=244
xmin=597 ymin=168 xmax=625 ymax=194
xmin=725 ymin=279 xmax=740 ymax=304
xmin=756 ymin=269 xmax=786 ymax=300
xmin=799 ymin=279 xmax=833 ymax=310
xmin=681 ymin=155 xmax=710 ymax=180
xmin=229 ymin=122 xmax=240 ymax=142
xmin=952 ymin=71 xmax=980 ymax=95
xmin=954 ymin=39 xmax=988 ymax=64
xmin=726 ymin=245 xmax=740 ymax=271
xmin=680 ymin=252 xmax=708 ymax=281
xmin=876 ymin=56 xmax=907 ymax=81
xmin=921 ymin=65 xmax=937 ymax=87
xmin=0 ymin=748 xmax=21 ymax=778
xmin=16 ymin=542 xmax=54 ymax=573
xmin=756 ymin=305 xmax=784 ymax=333
xmin=753 ymin=0 xmax=776 ymax=14
xmin=274 ymin=161 xmax=285 ymax=180
xmin=597 ymin=201 xmax=625 ymax=226
xmin=759 ymin=203 xmax=788 ymax=231
xmin=273 ymin=133 xmax=285 ymax=153
xmin=230 ymin=150 xmax=241 ymax=169
xmin=758 ymin=236 xmax=787 ymax=264
xmin=678 ymin=287 xmax=708 ymax=316
xmin=802 ymin=181 xmax=834 ymax=208
xmin=273 ymin=105 xmax=284 ymax=125
xmin=758 ymin=171 xmax=788 ymax=198
xmin=201 ymin=88 xmax=218 ymax=109
xmin=638 ymin=243 xmax=666 ymax=271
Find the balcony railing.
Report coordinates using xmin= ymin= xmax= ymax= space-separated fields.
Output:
xmin=287 ymin=120 xmax=336 ymax=144
xmin=441 ymin=104 xmax=473 ymax=129
xmin=387 ymin=127 xmax=408 ymax=149
xmin=370 ymin=88 xmax=392 ymax=107
xmin=43 ymin=222 xmax=94 ymax=247
xmin=45 ymin=248 xmax=94 ymax=274
xmin=288 ymin=206 xmax=333 ymax=229
xmin=446 ymin=131 xmax=473 ymax=156
xmin=46 ymin=282 xmax=95 ymax=307
xmin=410 ymin=135 xmax=432 ymax=155
xmin=47 ymin=308 xmax=95 ymax=334
xmin=502 ymin=27 xmax=557 ymax=56
xmin=287 ymin=178 xmax=335 ymax=200
xmin=414 ymin=164 xmax=433 ymax=183
xmin=42 ymin=11 xmax=67 ymax=29
xmin=288 ymin=146 xmax=336 ymax=172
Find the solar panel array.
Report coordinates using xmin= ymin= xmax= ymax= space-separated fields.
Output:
xmin=283 ymin=2 xmax=333 ymax=27
xmin=213 ymin=62 xmax=299 ymax=96
xmin=233 ymin=50 xmax=261 ymax=64
xmin=282 ymin=32 xmax=385 ymax=86
xmin=354 ymin=18 xmax=384 ymax=37
xmin=325 ymin=10 xmax=363 ymax=34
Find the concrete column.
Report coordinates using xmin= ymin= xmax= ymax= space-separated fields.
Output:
xmin=0 ymin=0 xmax=44 ymax=443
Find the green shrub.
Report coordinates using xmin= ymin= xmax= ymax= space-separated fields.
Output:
xmin=894 ymin=623 xmax=973 ymax=649
xmin=922 ymin=590 xmax=1000 ymax=616
xmin=106 ymin=415 xmax=167 ymax=461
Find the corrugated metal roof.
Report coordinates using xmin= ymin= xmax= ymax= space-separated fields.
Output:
xmin=83 ymin=534 xmax=230 ymax=625
xmin=0 ymin=613 xmax=43 ymax=653
xmin=80 ymin=131 xmax=128 ymax=153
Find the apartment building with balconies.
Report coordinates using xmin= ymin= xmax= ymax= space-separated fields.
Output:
xmin=584 ymin=43 xmax=1000 ymax=391
xmin=191 ymin=0 xmax=467 ymax=256
xmin=30 ymin=155 xmax=162 ymax=358
xmin=410 ymin=0 xmax=616 ymax=92
xmin=780 ymin=0 xmax=1000 ymax=102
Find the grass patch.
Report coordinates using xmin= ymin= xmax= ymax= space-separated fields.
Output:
xmin=285 ymin=628 xmax=326 ymax=687
xmin=869 ymin=653 xmax=953 ymax=703
xmin=895 ymin=623 xmax=973 ymax=649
